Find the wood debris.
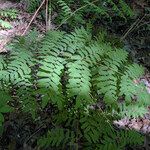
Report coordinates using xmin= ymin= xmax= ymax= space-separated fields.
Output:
xmin=114 ymin=74 xmax=150 ymax=135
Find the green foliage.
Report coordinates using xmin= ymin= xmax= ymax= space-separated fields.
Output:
xmin=120 ymin=64 xmax=145 ymax=102
xmin=57 ymin=0 xmax=72 ymax=20
xmin=95 ymin=49 xmax=128 ymax=104
xmin=38 ymin=110 xmax=144 ymax=149
xmin=38 ymin=127 xmax=76 ymax=148
xmin=54 ymin=0 xmax=134 ymax=28
xmin=0 ymin=28 xmax=148 ymax=149
xmin=119 ymin=104 xmax=148 ymax=118
xmin=0 ymin=8 xmax=18 ymax=29
xmin=0 ymin=9 xmax=18 ymax=19
xmin=26 ymin=0 xmax=41 ymax=12
xmin=96 ymin=129 xmax=144 ymax=150
xmin=0 ymin=91 xmax=13 ymax=127
xmin=25 ymin=0 xmax=134 ymax=28
xmin=0 ymin=19 xmax=13 ymax=29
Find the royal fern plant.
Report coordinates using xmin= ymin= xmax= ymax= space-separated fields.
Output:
xmin=0 ymin=28 xmax=149 ymax=149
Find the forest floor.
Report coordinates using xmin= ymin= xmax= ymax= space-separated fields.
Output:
xmin=0 ymin=0 xmax=45 ymax=52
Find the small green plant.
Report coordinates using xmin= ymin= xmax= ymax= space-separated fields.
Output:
xmin=0 ymin=19 xmax=13 ymax=29
xmin=26 ymin=0 xmax=41 ymax=12
xmin=0 ymin=9 xmax=18 ymax=19
xmin=0 ymin=8 xmax=18 ymax=29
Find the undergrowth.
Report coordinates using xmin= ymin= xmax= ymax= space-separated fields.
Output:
xmin=26 ymin=0 xmax=134 ymax=29
xmin=0 ymin=28 xmax=149 ymax=149
xmin=0 ymin=8 xmax=18 ymax=29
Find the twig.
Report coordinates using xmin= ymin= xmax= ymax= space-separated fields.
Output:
xmin=22 ymin=0 xmax=46 ymax=36
xmin=24 ymin=124 xmax=46 ymax=144
xmin=134 ymin=21 xmax=150 ymax=30
xmin=56 ymin=0 xmax=98 ymax=30
xmin=45 ymin=0 xmax=48 ymax=31
xmin=121 ymin=14 xmax=145 ymax=40
xmin=48 ymin=0 xmax=52 ymax=30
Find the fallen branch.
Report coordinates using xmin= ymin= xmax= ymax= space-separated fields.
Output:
xmin=22 ymin=0 xmax=46 ymax=36
xmin=121 ymin=14 xmax=145 ymax=41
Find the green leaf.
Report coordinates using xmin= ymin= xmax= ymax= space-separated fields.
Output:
xmin=0 ymin=105 xmax=13 ymax=113
xmin=0 ymin=19 xmax=12 ymax=29
xmin=0 ymin=113 xmax=4 ymax=123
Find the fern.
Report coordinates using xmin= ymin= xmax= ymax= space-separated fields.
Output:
xmin=95 ymin=49 xmax=128 ymax=104
xmin=1 ymin=28 xmax=148 ymax=113
xmin=57 ymin=0 xmax=72 ymax=21
xmin=119 ymin=104 xmax=148 ymax=118
xmin=67 ymin=60 xmax=92 ymax=108
xmin=38 ymin=109 xmax=144 ymax=149
xmin=119 ymin=0 xmax=134 ymax=17
xmin=0 ymin=56 xmax=7 ymax=86
xmin=80 ymin=111 xmax=106 ymax=143
xmin=119 ymin=63 xmax=150 ymax=105
xmin=0 ymin=28 xmax=148 ymax=149
xmin=0 ymin=91 xmax=13 ymax=127
xmin=0 ymin=8 xmax=18 ymax=29
xmin=3 ymin=31 xmax=39 ymax=118
xmin=0 ymin=19 xmax=12 ymax=29
xmin=22 ymin=0 xmax=134 ymax=29
xmin=37 ymin=56 xmax=65 ymax=109
xmin=38 ymin=127 xmax=76 ymax=148
xmin=0 ymin=9 xmax=18 ymax=19
xmin=97 ymin=129 xmax=143 ymax=150
xmin=53 ymin=0 xmax=134 ymax=28
xmin=26 ymin=0 xmax=40 ymax=12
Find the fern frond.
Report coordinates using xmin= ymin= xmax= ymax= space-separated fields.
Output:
xmin=75 ymin=42 xmax=107 ymax=66
xmin=26 ymin=0 xmax=40 ymax=12
xmin=119 ymin=64 xmax=145 ymax=103
xmin=95 ymin=49 xmax=128 ymax=104
xmin=66 ymin=60 xmax=92 ymax=108
xmin=37 ymin=56 xmax=65 ymax=108
xmin=0 ymin=9 xmax=18 ymax=19
xmin=80 ymin=113 xmax=102 ymax=143
xmin=119 ymin=104 xmax=147 ymax=118
xmin=57 ymin=0 xmax=72 ymax=20
xmin=16 ymin=87 xmax=37 ymax=118
xmin=63 ymin=27 xmax=91 ymax=54
xmin=0 ymin=19 xmax=12 ymax=29
xmin=0 ymin=56 xmax=6 ymax=71
xmin=6 ymin=51 xmax=33 ymax=87
xmin=38 ymin=128 xmax=75 ymax=148
xmin=39 ymin=30 xmax=65 ymax=56
xmin=98 ymin=128 xmax=143 ymax=150
xmin=119 ymin=0 xmax=134 ymax=17
xmin=0 ymin=91 xmax=13 ymax=127
xmin=0 ymin=56 xmax=7 ymax=83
